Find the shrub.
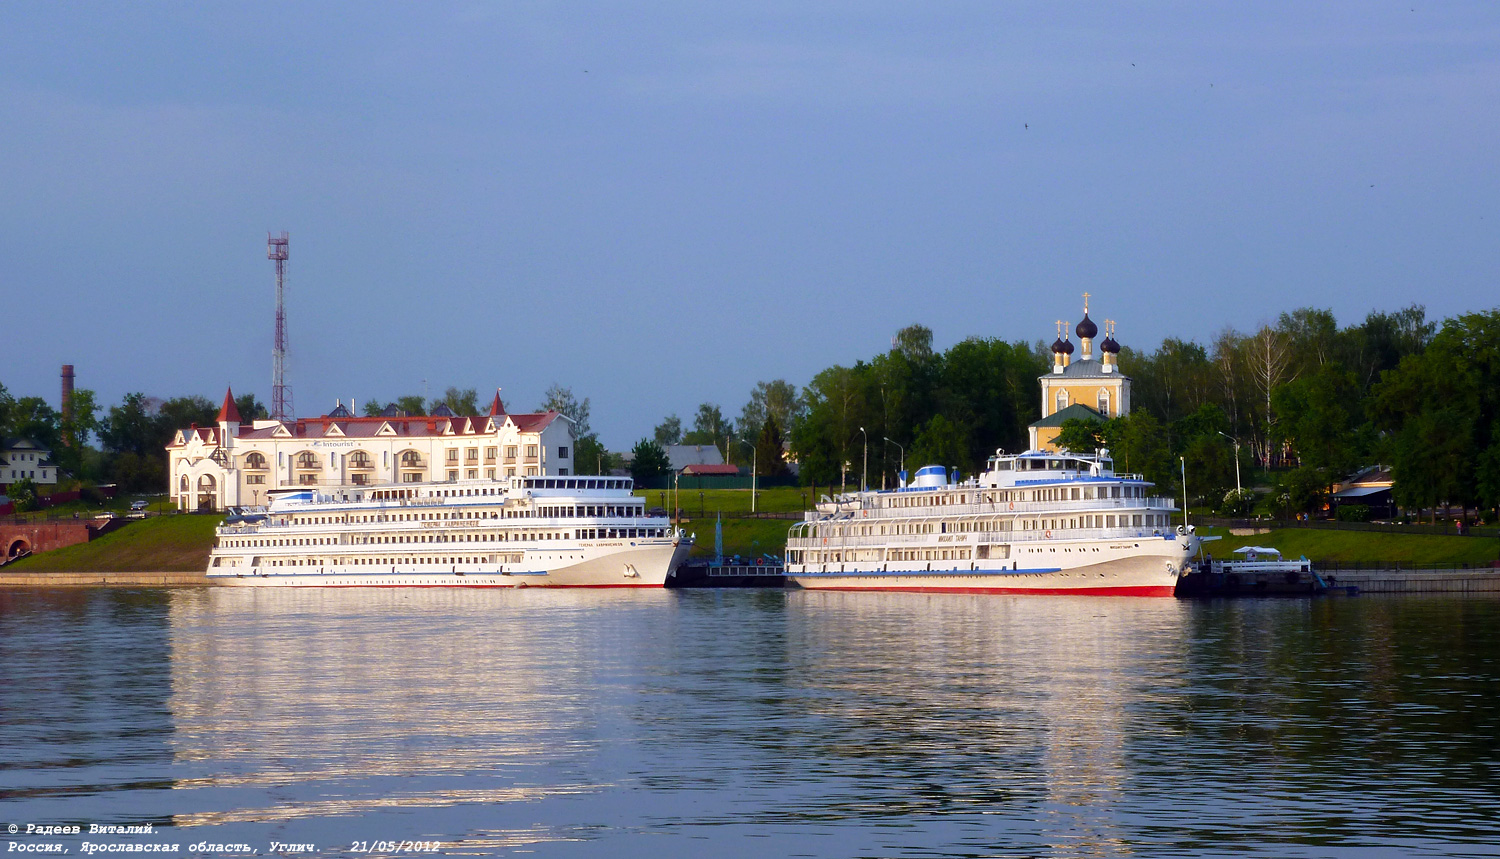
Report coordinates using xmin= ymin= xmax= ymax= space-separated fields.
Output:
xmin=1335 ymin=504 xmax=1373 ymax=522
xmin=8 ymin=478 xmax=38 ymax=512
xmin=1218 ymin=488 xmax=1255 ymax=517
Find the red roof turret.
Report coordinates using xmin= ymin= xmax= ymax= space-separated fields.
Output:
xmin=489 ymin=390 xmax=505 ymax=416
xmin=217 ymin=387 xmax=242 ymax=424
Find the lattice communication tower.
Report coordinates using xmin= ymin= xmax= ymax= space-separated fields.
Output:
xmin=268 ymin=231 xmax=293 ymax=422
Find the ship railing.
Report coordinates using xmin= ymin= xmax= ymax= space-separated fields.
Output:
xmin=392 ymin=498 xmax=447 ymax=508
xmin=217 ymin=519 xmax=288 ymax=534
xmin=787 ymin=526 xmax=1177 ymax=550
xmin=241 ymin=515 xmax=670 ymax=535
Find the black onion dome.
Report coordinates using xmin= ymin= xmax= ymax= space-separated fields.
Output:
xmin=1051 ymin=337 xmax=1067 ymax=354
xmin=1060 ymin=337 xmax=1075 ymax=355
xmin=1101 ymin=335 xmax=1120 ymax=354
xmin=1075 ymin=313 xmax=1098 ymax=340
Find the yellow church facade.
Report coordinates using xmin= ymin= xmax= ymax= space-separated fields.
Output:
xmin=1028 ymin=299 xmax=1132 ymax=452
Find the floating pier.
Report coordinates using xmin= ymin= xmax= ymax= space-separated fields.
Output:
xmin=0 ymin=571 xmax=215 ymax=587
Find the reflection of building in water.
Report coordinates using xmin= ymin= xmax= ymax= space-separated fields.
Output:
xmin=165 ymin=588 xmax=674 ymax=830
xmin=784 ymin=593 xmax=1190 ymax=857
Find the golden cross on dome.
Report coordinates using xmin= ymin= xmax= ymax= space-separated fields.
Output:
xmin=1083 ymin=291 xmax=1091 ymax=313
xmin=1106 ymin=318 xmax=1115 ymax=336
xmin=1055 ymin=320 xmax=1064 ymax=337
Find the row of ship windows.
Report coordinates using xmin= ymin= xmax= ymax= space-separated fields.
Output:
xmin=221 ymin=527 xmax=666 ymax=549
xmin=810 ymin=513 xmax=1168 ymax=539
xmin=1020 ymin=514 xmax=1169 ymax=530
xmin=888 ymin=484 xmax=1144 ymax=508
xmin=274 ymin=505 xmax=643 ymax=526
xmin=790 ymin=544 xmax=1115 ymax=564
xmin=232 ymin=556 xmax=520 ymax=568
xmin=792 ymin=548 xmax=979 ymax=563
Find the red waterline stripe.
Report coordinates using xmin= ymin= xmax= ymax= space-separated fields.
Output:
xmin=803 ymin=585 xmax=1176 ymax=597
xmin=245 ymin=583 xmax=666 ymax=589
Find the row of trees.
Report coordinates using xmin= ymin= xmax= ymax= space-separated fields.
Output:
xmin=641 ymin=325 xmax=1046 ymax=491
xmin=7 ymin=302 xmax=1495 ymax=522
xmin=0 ymin=384 xmax=270 ymax=494
xmin=0 ymin=381 xmax=617 ymax=495
xmin=639 ymin=304 xmax=1499 ymax=521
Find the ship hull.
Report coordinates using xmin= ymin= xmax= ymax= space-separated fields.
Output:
xmin=207 ymin=538 xmax=692 ymax=589
xmin=788 ymin=535 xmax=1195 ymax=597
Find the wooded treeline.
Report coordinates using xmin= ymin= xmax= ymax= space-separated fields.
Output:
xmin=0 ymin=387 xmax=270 ymax=502
xmin=6 ymin=303 xmax=1497 ymax=523
xmin=642 ymin=304 xmax=1500 ymax=521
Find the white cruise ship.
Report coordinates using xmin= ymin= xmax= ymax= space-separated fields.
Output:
xmin=784 ymin=450 xmax=1199 ymax=596
xmin=207 ymin=474 xmax=692 ymax=587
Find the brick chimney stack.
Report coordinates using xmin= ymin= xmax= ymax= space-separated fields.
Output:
xmin=60 ymin=364 xmax=75 ymax=436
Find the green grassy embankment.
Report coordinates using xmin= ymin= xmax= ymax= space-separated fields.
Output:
xmin=6 ymin=494 xmax=175 ymax=521
xmin=1200 ymin=526 xmax=1500 ymax=567
xmin=6 ymin=514 xmax=223 ymax=573
xmin=634 ymin=486 xmax=809 ymax=558
xmin=634 ymin=485 xmax=812 ymax=516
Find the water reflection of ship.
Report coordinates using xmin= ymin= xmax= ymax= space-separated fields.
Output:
xmin=780 ymin=592 xmax=1192 ymax=855
xmin=165 ymin=588 xmax=676 ymax=838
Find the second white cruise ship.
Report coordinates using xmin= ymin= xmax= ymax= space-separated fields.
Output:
xmin=784 ymin=451 xmax=1200 ymax=596
xmin=208 ymin=474 xmax=692 ymax=587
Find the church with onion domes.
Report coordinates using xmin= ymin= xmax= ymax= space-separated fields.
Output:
xmin=1028 ymin=294 xmax=1132 ymax=452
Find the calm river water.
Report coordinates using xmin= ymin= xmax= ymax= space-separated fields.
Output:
xmin=2 ymin=588 xmax=1498 ymax=858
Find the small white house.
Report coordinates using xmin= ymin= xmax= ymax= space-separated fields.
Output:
xmin=0 ymin=438 xmax=59 ymax=488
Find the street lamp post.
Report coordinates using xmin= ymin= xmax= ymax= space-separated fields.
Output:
xmin=738 ymin=436 xmax=758 ymax=514
xmin=884 ymin=437 xmax=904 ymax=487
xmin=1217 ymin=431 xmax=1242 ymax=495
xmin=858 ymin=427 xmax=868 ymax=492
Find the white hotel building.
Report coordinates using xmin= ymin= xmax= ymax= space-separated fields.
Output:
xmin=168 ymin=389 xmax=575 ymax=512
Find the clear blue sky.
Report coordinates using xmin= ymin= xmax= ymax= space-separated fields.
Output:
xmin=3 ymin=3 xmax=1497 ymax=447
